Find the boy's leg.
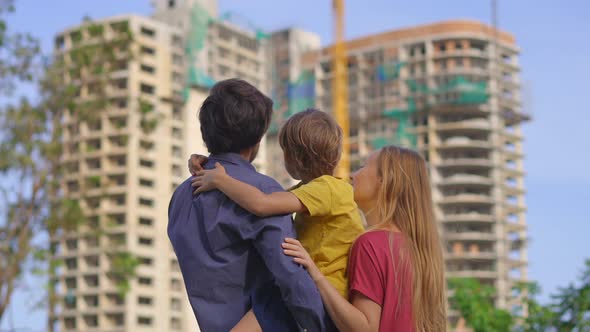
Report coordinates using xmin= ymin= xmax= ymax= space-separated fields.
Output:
xmin=230 ymin=309 xmax=262 ymax=332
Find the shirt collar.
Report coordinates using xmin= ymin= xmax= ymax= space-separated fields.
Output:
xmin=209 ymin=153 xmax=256 ymax=171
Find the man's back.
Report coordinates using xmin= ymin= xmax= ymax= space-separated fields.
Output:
xmin=168 ymin=153 xmax=328 ymax=331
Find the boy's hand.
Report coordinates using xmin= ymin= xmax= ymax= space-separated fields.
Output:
xmin=188 ymin=154 xmax=208 ymax=176
xmin=192 ymin=162 xmax=227 ymax=194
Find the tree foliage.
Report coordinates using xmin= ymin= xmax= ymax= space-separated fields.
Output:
xmin=449 ymin=278 xmax=513 ymax=332
xmin=451 ymin=259 xmax=590 ymax=332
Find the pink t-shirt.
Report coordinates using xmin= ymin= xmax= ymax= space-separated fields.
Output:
xmin=348 ymin=230 xmax=415 ymax=332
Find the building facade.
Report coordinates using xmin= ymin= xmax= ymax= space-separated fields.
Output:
xmin=53 ymin=14 xmax=199 ymax=331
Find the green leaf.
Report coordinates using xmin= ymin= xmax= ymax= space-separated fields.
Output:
xmin=87 ymin=23 xmax=104 ymax=37
xmin=138 ymin=99 xmax=154 ymax=114
xmin=86 ymin=175 xmax=101 ymax=187
xmin=110 ymin=252 xmax=140 ymax=297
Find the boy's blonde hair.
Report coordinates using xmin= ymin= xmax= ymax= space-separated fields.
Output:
xmin=279 ymin=109 xmax=342 ymax=180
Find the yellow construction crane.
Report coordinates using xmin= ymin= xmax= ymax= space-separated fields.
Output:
xmin=332 ymin=0 xmax=350 ymax=179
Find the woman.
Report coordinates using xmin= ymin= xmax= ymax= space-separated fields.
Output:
xmin=282 ymin=145 xmax=448 ymax=331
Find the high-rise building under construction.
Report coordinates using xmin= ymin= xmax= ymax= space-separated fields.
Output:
xmin=286 ymin=20 xmax=530 ymax=325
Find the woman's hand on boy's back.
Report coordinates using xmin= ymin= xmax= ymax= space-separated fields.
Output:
xmin=282 ymin=238 xmax=322 ymax=282
xmin=192 ymin=162 xmax=228 ymax=194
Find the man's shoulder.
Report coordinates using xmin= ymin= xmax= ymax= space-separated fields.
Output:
xmin=171 ymin=177 xmax=192 ymax=198
xmin=169 ymin=177 xmax=188 ymax=198
xmin=257 ymin=173 xmax=285 ymax=193
xmin=235 ymin=169 xmax=285 ymax=194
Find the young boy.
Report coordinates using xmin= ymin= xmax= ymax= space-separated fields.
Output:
xmin=192 ymin=108 xmax=364 ymax=329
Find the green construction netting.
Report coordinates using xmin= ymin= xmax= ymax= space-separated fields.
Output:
xmin=266 ymin=70 xmax=315 ymax=135
xmin=286 ymin=70 xmax=315 ymax=118
xmin=371 ymin=137 xmax=391 ymax=150
xmin=376 ymin=61 xmax=406 ymax=81
xmin=183 ymin=3 xmax=216 ymax=99
xmin=183 ymin=7 xmax=272 ymax=100
xmin=438 ymin=76 xmax=488 ymax=104
xmin=380 ymin=71 xmax=419 ymax=148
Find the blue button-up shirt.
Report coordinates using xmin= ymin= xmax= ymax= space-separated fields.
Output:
xmin=168 ymin=153 xmax=331 ymax=331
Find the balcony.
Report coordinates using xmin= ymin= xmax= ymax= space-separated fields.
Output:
xmin=499 ymin=77 xmax=521 ymax=90
xmin=505 ymin=202 xmax=527 ymax=213
xmin=434 ymin=66 xmax=490 ymax=78
xmin=440 ymin=194 xmax=494 ymax=205
xmin=433 ymin=48 xmax=488 ymax=60
xmin=502 ymin=133 xmax=523 ymax=144
xmin=106 ymin=85 xmax=129 ymax=99
xmin=438 ymin=137 xmax=493 ymax=151
xmin=506 ymin=257 xmax=527 ymax=268
xmin=436 ymin=119 xmax=492 ymax=132
xmin=438 ymin=158 xmax=493 ymax=169
xmin=505 ymin=221 xmax=526 ymax=233
xmin=101 ymin=201 xmax=127 ymax=214
xmin=106 ymin=143 xmax=127 ymax=156
xmin=446 ymin=251 xmax=497 ymax=261
xmin=106 ymin=166 xmax=126 ymax=176
xmin=103 ymin=296 xmax=125 ymax=314
xmin=108 ymin=64 xmax=130 ymax=79
xmin=442 ymin=213 xmax=495 ymax=224
xmin=503 ymin=184 xmax=526 ymax=196
xmin=499 ymin=59 xmax=520 ymax=72
xmin=446 ymin=270 xmax=497 ymax=280
xmin=502 ymin=149 xmax=524 ymax=160
xmin=439 ymin=174 xmax=493 ymax=187
xmin=429 ymin=102 xmax=490 ymax=115
xmin=445 ymin=231 xmax=496 ymax=242
xmin=503 ymin=166 xmax=525 ymax=177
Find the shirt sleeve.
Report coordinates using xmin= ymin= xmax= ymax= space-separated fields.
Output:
xmin=290 ymin=176 xmax=333 ymax=217
xmin=250 ymin=183 xmax=332 ymax=331
xmin=348 ymin=234 xmax=385 ymax=306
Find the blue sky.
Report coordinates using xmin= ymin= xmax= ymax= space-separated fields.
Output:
xmin=3 ymin=0 xmax=589 ymax=329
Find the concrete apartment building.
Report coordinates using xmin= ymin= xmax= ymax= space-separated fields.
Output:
xmin=50 ymin=0 xmax=529 ymax=330
xmin=294 ymin=20 xmax=529 ymax=326
xmin=51 ymin=0 xmax=271 ymax=331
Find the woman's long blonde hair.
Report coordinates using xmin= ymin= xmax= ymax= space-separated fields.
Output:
xmin=372 ymin=145 xmax=447 ymax=331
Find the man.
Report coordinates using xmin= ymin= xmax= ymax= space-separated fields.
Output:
xmin=168 ymin=79 xmax=331 ymax=331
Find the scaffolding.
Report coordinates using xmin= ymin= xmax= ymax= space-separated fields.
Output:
xmin=377 ymin=60 xmax=489 ymax=149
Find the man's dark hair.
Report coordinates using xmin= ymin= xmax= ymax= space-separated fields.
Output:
xmin=199 ymin=79 xmax=273 ymax=154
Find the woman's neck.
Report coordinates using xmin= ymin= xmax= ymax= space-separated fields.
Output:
xmin=364 ymin=209 xmax=402 ymax=233
xmin=364 ymin=209 xmax=380 ymax=227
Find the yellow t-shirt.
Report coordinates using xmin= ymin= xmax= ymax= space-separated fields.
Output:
xmin=290 ymin=175 xmax=365 ymax=298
